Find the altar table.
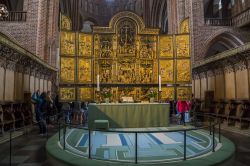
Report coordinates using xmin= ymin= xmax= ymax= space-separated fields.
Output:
xmin=88 ymin=103 xmax=170 ymax=129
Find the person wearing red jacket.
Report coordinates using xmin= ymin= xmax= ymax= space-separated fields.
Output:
xmin=177 ymin=100 xmax=188 ymax=125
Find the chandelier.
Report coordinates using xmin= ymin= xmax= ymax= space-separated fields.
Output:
xmin=0 ymin=4 xmax=9 ymax=19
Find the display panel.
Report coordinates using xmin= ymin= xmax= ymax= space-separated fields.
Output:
xmin=96 ymin=59 xmax=114 ymax=83
xmin=161 ymin=87 xmax=175 ymax=100
xmin=175 ymin=34 xmax=190 ymax=58
xmin=176 ymin=59 xmax=191 ymax=82
xmin=60 ymin=57 xmax=75 ymax=83
xmin=60 ymin=31 xmax=75 ymax=55
xmin=159 ymin=60 xmax=174 ymax=83
xmin=78 ymin=87 xmax=92 ymax=101
xmin=117 ymin=58 xmax=136 ymax=84
xmin=78 ymin=58 xmax=92 ymax=83
xmin=159 ymin=36 xmax=173 ymax=58
xmin=61 ymin=14 xmax=72 ymax=30
xmin=180 ymin=18 xmax=189 ymax=33
xmin=177 ymin=87 xmax=192 ymax=100
xmin=79 ymin=33 xmax=92 ymax=56
xmin=60 ymin=87 xmax=75 ymax=101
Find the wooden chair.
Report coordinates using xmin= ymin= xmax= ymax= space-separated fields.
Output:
xmin=2 ymin=103 xmax=15 ymax=132
xmin=229 ymin=102 xmax=245 ymax=128
xmin=225 ymin=100 xmax=237 ymax=125
xmin=240 ymin=102 xmax=250 ymax=129
xmin=215 ymin=100 xmax=226 ymax=118
xmin=13 ymin=103 xmax=24 ymax=128
xmin=21 ymin=103 xmax=32 ymax=126
xmin=0 ymin=105 xmax=3 ymax=135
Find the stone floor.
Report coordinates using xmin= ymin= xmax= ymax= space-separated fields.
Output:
xmin=0 ymin=126 xmax=249 ymax=166
xmin=0 ymin=126 xmax=56 ymax=166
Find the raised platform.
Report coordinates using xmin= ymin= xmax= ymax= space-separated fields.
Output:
xmin=46 ymin=126 xmax=235 ymax=166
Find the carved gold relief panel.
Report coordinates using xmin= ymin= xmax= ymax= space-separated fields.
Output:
xmin=177 ymin=87 xmax=192 ymax=100
xmin=176 ymin=34 xmax=190 ymax=58
xmin=60 ymin=87 xmax=75 ymax=101
xmin=177 ymin=59 xmax=191 ymax=82
xmin=78 ymin=87 xmax=92 ymax=101
xmin=79 ymin=33 xmax=92 ymax=56
xmin=159 ymin=36 xmax=173 ymax=58
xmin=117 ymin=58 xmax=136 ymax=84
xmin=161 ymin=87 xmax=175 ymax=100
xmin=159 ymin=60 xmax=174 ymax=83
xmin=180 ymin=18 xmax=189 ymax=33
xmin=139 ymin=35 xmax=157 ymax=59
xmin=97 ymin=60 xmax=113 ymax=83
xmin=60 ymin=57 xmax=75 ymax=83
xmin=61 ymin=14 xmax=72 ymax=30
xmin=95 ymin=34 xmax=114 ymax=58
xmin=117 ymin=19 xmax=136 ymax=55
xmin=139 ymin=60 xmax=154 ymax=83
xmin=78 ymin=59 xmax=92 ymax=83
xmin=60 ymin=31 xmax=75 ymax=55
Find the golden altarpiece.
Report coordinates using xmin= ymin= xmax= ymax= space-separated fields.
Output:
xmin=59 ymin=11 xmax=191 ymax=102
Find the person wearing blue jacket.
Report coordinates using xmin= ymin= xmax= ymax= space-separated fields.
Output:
xmin=33 ymin=92 xmax=47 ymax=135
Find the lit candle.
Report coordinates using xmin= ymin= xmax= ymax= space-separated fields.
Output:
xmin=97 ymin=74 xmax=100 ymax=91
xmin=159 ymin=75 xmax=162 ymax=91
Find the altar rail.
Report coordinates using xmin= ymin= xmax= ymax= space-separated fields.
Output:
xmin=58 ymin=113 xmax=221 ymax=164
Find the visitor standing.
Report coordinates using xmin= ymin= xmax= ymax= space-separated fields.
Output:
xmin=31 ymin=90 xmax=40 ymax=123
xmin=46 ymin=91 xmax=54 ymax=127
xmin=176 ymin=100 xmax=188 ymax=125
xmin=37 ymin=92 xmax=47 ymax=135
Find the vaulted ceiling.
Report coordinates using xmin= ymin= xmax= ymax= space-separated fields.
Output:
xmin=59 ymin=0 xmax=168 ymax=33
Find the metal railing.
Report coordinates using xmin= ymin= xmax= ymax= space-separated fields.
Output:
xmin=204 ymin=18 xmax=232 ymax=26
xmin=58 ymin=113 xmax=221 ymax=164
xmin=1 ymin=11 xmax=27 ymax=22
xmin=205 ymin=8 xmax=250 ymax=27
xmin=5 ymin=112 xmax=63 ymax=166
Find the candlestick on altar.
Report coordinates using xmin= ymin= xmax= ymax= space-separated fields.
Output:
xmin=97 ymin=74 xmax=100 ymax=91
xmin=159 ymin=75 xmax=162 ymax=91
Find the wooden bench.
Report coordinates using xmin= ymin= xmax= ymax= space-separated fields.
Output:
xmin=94 ymin=120 xmax=109 ymax=130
